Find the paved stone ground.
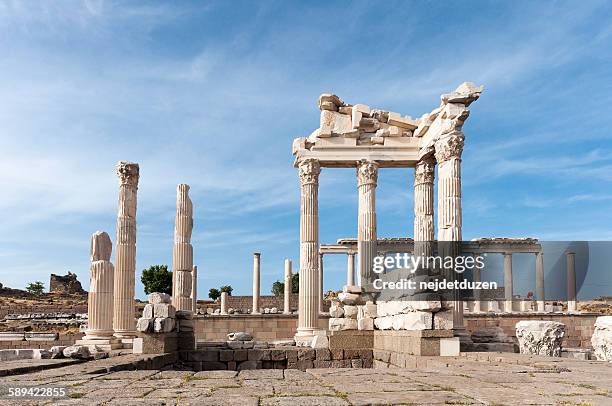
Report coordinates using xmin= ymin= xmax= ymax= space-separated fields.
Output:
xmin=0 ymin=353 xmax=610 ymax=405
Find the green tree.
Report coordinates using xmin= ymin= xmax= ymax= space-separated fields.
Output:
xmin=208 ymin=288 xmax=221 ymax=301
xmin=26 ymin=281 xmax=45 ymax=296
xmin=141 ymin=265 xmax=172 ymax=295
xmin=271 ymin=281 xmax=284 ymax=296
xmin=291 ymin=273 xmax=299 ymax=293
xmin=220 ymin=285 xmax=233 ymax=296
xmin=271 ymin=273 xmax=299 ymax=296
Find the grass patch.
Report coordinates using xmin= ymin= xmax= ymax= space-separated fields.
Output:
xmin=576 ymin=383 xmax=596 ymax=390
xmin=68 ymin=392 xmax=84 ymax=399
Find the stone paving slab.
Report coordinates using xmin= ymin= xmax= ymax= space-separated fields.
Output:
xmin=0 ymin=353 xmax=610 ymax=405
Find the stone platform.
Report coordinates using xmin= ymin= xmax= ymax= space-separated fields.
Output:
xmin=0 ymin=352 xmax=611 ymax=405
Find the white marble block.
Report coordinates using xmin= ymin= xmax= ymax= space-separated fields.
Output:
xmin=591 ymin=316 xmax=612 ymax=362
xmin=154 ymin=303 xmax=176 ymax=318
xmin=154 ymin=317 xmax=175 ymax=333
xmin=515 ymin=320 xmax=565 ymax=357
xmin=329 ymin=317 xmax=357 ymax=331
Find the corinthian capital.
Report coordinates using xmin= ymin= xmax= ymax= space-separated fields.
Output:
xmin=116 ymin=161 xmax=140 ymax=187
xmin=298 ymin=158 xmax=321 ymax=185
xmin=415 ymin=157 xmax=435 ymax=185
xmin=356 ymin=160 xmax=379 ymax=186
xmin=434 ymin=132 xmax=464 ymax=163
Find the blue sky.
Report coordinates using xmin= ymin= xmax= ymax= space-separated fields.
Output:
xmin=1 ymin=1 xmax=611 ymax=299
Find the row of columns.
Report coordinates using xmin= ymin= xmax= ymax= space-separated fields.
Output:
xmin=294 ymin=132 xmax=466 ymax=341
xmin=498 ymin=251 xmax=575 ymax=313
xmin=250 ymin=254 xmax=294 ymax=315
xmin=86 ymin=163 xmax=199 ymax=344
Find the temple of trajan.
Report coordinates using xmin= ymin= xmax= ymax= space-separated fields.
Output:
xmin=46 ymin=82 xmax=611 ymax=369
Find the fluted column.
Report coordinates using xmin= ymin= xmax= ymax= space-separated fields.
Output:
xmin=566 ymin=251 xmax=576 ymax=312
xmin=473 ymin=256 xmax=482 ymax=313
xmin=252 ymin=253 xmax=261 ymax=314
xmin=113 ymin=161 xmax=139 ymax=339
xmin=318 ymin=253 xmax=324 ymax=314
xmin=191 ymin=265 xmax=198 ymax=313
xmin=435 ymin=133 xmax=464 ymax=331
xmin=284 ymin=259 xmax=292 ymax=314
xmin=172 ymin=184 xmax=194 ymax=311
xmin=220 ymin=291 xmax=228 ymax=315
xmin=347 ymin=252 xmax=355 ymax=287
xmin=84 ymin=231 xmax=115 ymax=340
xmin=357 ymin=160 xmax=378 ymax=287
xmin=295 ymin=158 xmax=320 ymax=342
xmin=536 ymin=252 xmax=545 ymax=312
xmin=414 ymin=157 xmax=435 ymax=257
xmin=504 ymin=253 xmax=513 ymax=313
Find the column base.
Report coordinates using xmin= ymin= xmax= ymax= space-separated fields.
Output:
xmin=75 ymin=337 xmax=122 ymax=352
xmin=113 ymin=331 xmax=137 ymax=344
xmin=294 ymin=328 xmax=316 ymax=346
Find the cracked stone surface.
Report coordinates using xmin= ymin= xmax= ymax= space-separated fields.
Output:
xmin=0 ymin=353 xmax=611 ymax=405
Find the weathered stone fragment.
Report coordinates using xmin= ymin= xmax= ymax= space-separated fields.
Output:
xmin=515 ymin=320 xmax=565 ymax=357
xmin=591 ymin=316 xmax=612 ymax=362
xmin=154 ymin=317 xmax=176 ymax=333
xmin=329 ymin=317 xmax=357 ymax=331
xmin=149 ymin=292 xmax=171 ymax=304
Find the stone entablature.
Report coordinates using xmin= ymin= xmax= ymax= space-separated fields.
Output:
xmin=292 ymin=83 xmax=483 ymax=168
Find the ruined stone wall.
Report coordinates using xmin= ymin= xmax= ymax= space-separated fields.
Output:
xmin=0 ymin=303 xmax=87 ymax=319
xmin=194 ymin=314 xmax=329 ymax=341
xmin=0 ymin=332 xmax=84 ymax=350
xmin=465 ymin=313 xmax=598 ymax=348
xmin=201 ymin=294 xmax=301 ymax=313
xmin=49 ymin=272 xmax=86 ymax=295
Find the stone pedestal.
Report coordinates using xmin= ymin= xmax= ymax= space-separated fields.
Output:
xmin=295 ymin=158 xmax=320 ymax=345
xmin=133 ymin=332 xmax=178 ymax=354
xmin=252 ymin=253 xmax=261 ymax=314
xmin=284 ymin=259 xmax=292 ymax=315
xmin=357 ymin=160 xmax=378 ymax=287
xmin=172 ymin=184 xmax=194 ymax=312
xmin=78 ymin=231 xmax=121 ymax=351
xmin=591 ymin=316 xmax=612 ymax=362
xmin=515 ymin=320 xmax=565 ymax=357
xmin=113 ymin=161 xmax=139 ymax=340
xmin=373 ymin=330 xmax=458 ymax=357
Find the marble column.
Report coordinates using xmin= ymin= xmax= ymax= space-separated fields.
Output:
xmin=357 ymin=160 xmax=378 ymax=287
xmin=504 ymin=253 xmax=513 ymax=313
xmin=284 ymin=259 xmax=292 ymax=315
xmin=414 ymin=157 xmax=435 ymax=257
xmin=435 ymin=133 xmax=465 ymax=331
xmin=172 ymin=184 xmax=194 ymax=312
xmin=318 ymin=253 xmax=324 ymax=314
xmin=473 ymin=257 xmax=482 ymax=313
xmin=295 ymin=158 xmax=320 ymax=343
xmin=220 ymin=291 xmax=228 ymax=315
xmin=536 ymin=252 xmax=545 ymax=312
xmin=252 ymin=253 xmax=261 ymax=314
xmin=191 ymin=265 xmax=198 ymax=313
xmin=346 ymin=252 xmax=355 ymax=287
xmin=83 ymin=231 xmax=115 ymax=342
xmin=113 ymin=161 xmax=139 ymax=340
xmin=566 ymin=251 xmax=577 ymax=312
